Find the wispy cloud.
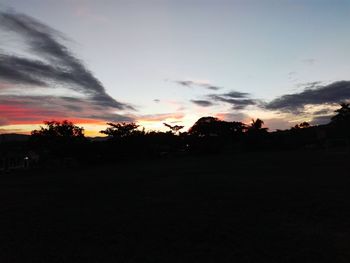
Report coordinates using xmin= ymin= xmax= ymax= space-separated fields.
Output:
xmin=296 ymin=81 xmax=323 ymax=89
xmin=190 ymin=89 xmax=256 ymax=110
xmin=221 ymin=91 xmax=250 ymax=98
xmin=0 ymin=10 xmax=133 ymax=126
xmin=137 ymin=113 xmax=184 ymax=122
xmin=174 ymin=80 xmax=222 ymax=91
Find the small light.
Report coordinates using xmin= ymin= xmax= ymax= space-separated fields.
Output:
xmin=24 ymin=157 xmax=29 ymax=160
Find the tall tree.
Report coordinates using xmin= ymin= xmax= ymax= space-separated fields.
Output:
xmin=189 ymin=117 xmax=246 ymax=137
xmin=248 ymin=118 xmax=268 ymax=132
xmin=100 ymin=122 xmax=140 ymax=138
xmin=331 ymin=103 xmax=350 ymax=124
xmin=189 ymin=117 xmax=223 ymax=137
xmin=30 ymin=120 xmax=86 ymax=161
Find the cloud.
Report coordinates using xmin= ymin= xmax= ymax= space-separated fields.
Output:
xmin=86 ymin=114 xmax=134 ymax=123
xmin=0 ymin=95 xmax=135 ymax=125
xmin=263 ymin=118 xmax=292 ymax=131
xmin=0 ymin=99 xmax=64 ymax=125
xmin=0 ymin=56 xmax=48 ymax=86
xmin=0 ymin=128 xmax=26 ymax=134
xmin=214 ymin=113 xmax=291 ymax=131
xmin=0 ymin=11 xmax=133 ymax=111
xmin=137 ymin=113 xmax=184 ymax=122
xmin=209 ymin=93 xmax=257 ymax=110
xmin=215 ymin=112 xmax=249 ymax=122
xmin=190 ymin=100 xmax=214 ymax=107
xmin=221 ymin=91 xmax=250 ymax=98
xmin=265 ymin=81 xmax=350 ymax=113
xmin=190 ymin=89 xmax=255 ymax=110
xmin=0 ymin=118 xmax=9 ymax=126
xmin=174 ymin=80 xmax=222 ymax=91
xmin=313 ymin=108 xmax=333 ymax=115
xmin=204 ymin=85 xmax=221 ymax=91
xmin=310 ymin=115 xmax=333 ymax=125
xmin=296 ymin=81 xmax=323 ymax=89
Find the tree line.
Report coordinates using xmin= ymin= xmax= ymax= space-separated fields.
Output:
xmin=21 ymin=103 xmax=350 ymax=167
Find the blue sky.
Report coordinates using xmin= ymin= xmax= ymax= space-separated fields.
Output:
xmin=1 ymin=0 xmax=350 ymax=134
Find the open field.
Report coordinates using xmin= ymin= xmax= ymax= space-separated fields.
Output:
xmin=0 ymin=151 xmax=349 ymax=262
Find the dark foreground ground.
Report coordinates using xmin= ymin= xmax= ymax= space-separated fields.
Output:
xmin=0 ymin=150 xmax=349 ymax=263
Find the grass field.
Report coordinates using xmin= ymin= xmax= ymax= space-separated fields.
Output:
xmin=0 ymin=151 xmax=349 ymax=262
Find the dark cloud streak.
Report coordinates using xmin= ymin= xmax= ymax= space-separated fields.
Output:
xmin=175 ymin=80 xmax=222 ymax=91
xmin=221 ymin=91 xmax=250 ymax=98
xmin=0 ymin=11 xmax=132 ymax=111
xmin=190 ymin=100 xmax=214 ymax=107
xmin=0 ymin=95 xmax=135 ymax=124
xmin=191 ymin=89 xmax=256 ymax=110
xmin=265 ymin=81 xmax=350 ymax=113
xmin=208 ymin=91 xmax=257 ymax=110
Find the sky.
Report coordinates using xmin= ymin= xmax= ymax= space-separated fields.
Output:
xmin=1 ymin=0 xmax=350 ymax=136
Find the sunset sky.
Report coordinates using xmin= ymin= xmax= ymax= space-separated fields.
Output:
xmin=1 ymin=0 xmax=350 ymax=136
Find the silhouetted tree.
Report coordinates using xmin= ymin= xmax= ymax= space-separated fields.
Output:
xmin=187 ymin=117 xmax=246 ymax=153
xmin=31 ymin=120 xmax=85 ymax=138
xmin=245 ymin=118 xmax=269 ymax=150
xmin=189 ymin=117 xmax=223 ymax=137
xmin=189 ymin=117 xmax=247 ymax=137
xmin=292 ymin=122 xmax=311 ymax=129
xmin=230 ymin=121 xmax=247 ymax=134
xmin=30 ymin=120 xmax=86 ymax=164
xmin=100 ymin=122 xmax=140 ymax=138
xmin=329 ymin=103 xmax=350 ymax=139
xmin=248 ymin=118 xmax=268 ymax=132
xmin=163 ymin=123 xmax=184 ymax=134
xmin=331 ymin=103 xmax=350 ymax=124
